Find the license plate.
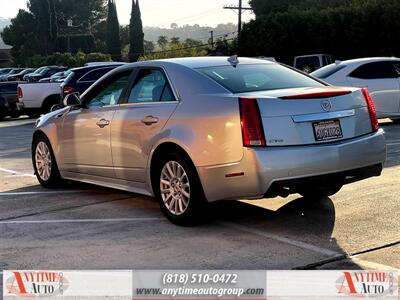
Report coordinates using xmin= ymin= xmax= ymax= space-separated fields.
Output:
xmin=313 ymin=119 xmax=343 ymax=141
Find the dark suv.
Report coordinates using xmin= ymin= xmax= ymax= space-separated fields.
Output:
xmin=60 ymin=63 xmax=125 ymax=101
xmin=0 ymin=82 xmax=23 ymax=120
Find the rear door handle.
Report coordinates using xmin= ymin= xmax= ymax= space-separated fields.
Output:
xmin=96 ymin=119 xmax=110 ymax=128
xmin=141 ymin=115 xmax=159 ymax=126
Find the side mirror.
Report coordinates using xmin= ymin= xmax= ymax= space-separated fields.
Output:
xmin=63 ymin=93 xmax=81 ymax=107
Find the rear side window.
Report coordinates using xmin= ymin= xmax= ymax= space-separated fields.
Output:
xmin=79 ymin=67 xmax=114 ymax=82
xmin=311 ymin=64 xmax=346 ymax=79
xmin=128 ymin=69 xmax=175 ymax=103
xmin=349 ymin=62 xmax=398 ymax=79
xmin=198 ymin=64 xmax=323 ymax=93
xmin=393 ymin=62 xmax=400 ymax=76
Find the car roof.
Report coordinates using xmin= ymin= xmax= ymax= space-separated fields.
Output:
xmin=70 ymin=63 xmax=124 ymax=72
xmin=338 ymin=57 xmax=400 ymax=66
xmin=135 ymin=56 xmax=273 ymax=69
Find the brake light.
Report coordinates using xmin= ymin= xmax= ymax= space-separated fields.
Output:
xmin=239 ymin=98 xmax=266 ymax=147
xmin=361 ymin=88 xmax=379 ymax=132
xmin=17 ymin=87 xmax=23 ymax=99
xmin=281 ymin=90 xmax=352 ymax=99
xmin=63 ymin=86 xmax=75 ymax=95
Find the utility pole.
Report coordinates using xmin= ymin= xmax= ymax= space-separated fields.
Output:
xmin=223 ymin=1 xmax=252 ymax=34
xmin=209 ymin=30 xmax=214 ymax=49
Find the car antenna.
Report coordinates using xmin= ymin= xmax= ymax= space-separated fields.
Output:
xmin=228 ymin=55 xmax=239 ymax=67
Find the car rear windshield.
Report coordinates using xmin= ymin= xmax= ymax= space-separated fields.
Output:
xmin=198 ymin=64 xmax=323 ymax=93
xmin=311 ymin=64 xmax=346 ymax=79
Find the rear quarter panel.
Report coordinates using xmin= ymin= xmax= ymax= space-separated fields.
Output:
xmin=157 ymin=63 xmax=244 ymax=167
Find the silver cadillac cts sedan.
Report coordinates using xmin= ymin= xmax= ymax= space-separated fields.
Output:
xmin=32 ymin=57 xmax=386 ymax=225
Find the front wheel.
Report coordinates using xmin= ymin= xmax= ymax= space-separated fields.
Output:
xmin=32 ymin=135 xmax=63 ymax=188
xmin=153 ymin=153 xmax=206 ymax=226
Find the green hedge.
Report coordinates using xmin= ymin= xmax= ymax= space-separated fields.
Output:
xmin=24 ymin=52 xmax=112 ymax=68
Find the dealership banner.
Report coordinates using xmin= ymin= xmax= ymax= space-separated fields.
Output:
xmin=2 ymin=270 xmax=398 ymax=299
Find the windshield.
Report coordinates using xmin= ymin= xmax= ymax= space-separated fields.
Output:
xmin=198 ymin=64 xmax=323 ymax=93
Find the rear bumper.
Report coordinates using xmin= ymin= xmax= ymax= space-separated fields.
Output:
xmin=197 ymin=129 xmax=386 ymax=202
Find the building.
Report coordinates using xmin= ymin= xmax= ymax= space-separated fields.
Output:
xmin=0 ymin=37 xmax=12 ymax=67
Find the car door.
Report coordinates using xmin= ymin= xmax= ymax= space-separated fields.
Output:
xmin=111 ymin=67 xmax=179 ymax=182
xmin=61 ymin=70 xmax=132 ymax=177
xmin=347 ymin=61 xmax=399 ymax=116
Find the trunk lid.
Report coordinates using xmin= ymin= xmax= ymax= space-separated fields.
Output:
xmin=240 ymin=87 xmax=374 ymax=146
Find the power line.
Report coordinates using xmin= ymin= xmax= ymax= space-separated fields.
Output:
xmin=223 ymin=1 xmax=253 ymax=33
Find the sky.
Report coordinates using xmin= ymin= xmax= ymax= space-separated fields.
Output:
xmin=0 ymin=0 xmax=254 ymax=28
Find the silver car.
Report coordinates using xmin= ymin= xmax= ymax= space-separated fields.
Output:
xmin=32 ymin=57 xmax=386 ymax=225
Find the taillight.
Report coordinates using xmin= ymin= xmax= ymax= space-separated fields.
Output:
xmin=239 ymin=98 xmax=266 ymax=147
xmin=17 ymin=87 xmax=23 ymax=99
xmin=361 ymin=88 xmax=379 ymax=132
xmin=63 ymin=86 xmax=75 ymax=95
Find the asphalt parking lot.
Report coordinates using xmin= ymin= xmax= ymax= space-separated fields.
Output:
xmin=0 ymin=117 xmax=399 ymax=273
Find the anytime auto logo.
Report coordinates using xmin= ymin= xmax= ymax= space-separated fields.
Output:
xmin=336 ymin=271 xmax=397 ymax=297
xmin=5 ymin=271 xmax=69 ymax=297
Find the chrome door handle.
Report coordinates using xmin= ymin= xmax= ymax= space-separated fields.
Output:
xmin=96 ymin=119 xmax=110 ymax=128
xmin=141 ymin=115 xmax=159 ymax=126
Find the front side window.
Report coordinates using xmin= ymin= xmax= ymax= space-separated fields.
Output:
xmin=198 ymin=64 xmax=323 ymax=93
xmin=85 ymin=72 xmax=131 ymax=108
xmin=128 ymin=69 xmax=175 ymax=103
xmin=349 ymin=62 xmax=397 ymax=79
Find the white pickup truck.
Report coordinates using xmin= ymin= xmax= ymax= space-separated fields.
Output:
xmin=18 ymin=82 xmax=62 ymax=116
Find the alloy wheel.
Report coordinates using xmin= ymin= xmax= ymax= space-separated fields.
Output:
xmin=35 ymin=141 xmax=52 ymax=181
xmin=160 ymin=161 xmax=190 ymax=215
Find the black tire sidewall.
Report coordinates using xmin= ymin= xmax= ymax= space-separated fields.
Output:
xmin=32 ymin=135 xmax=62 ymax=188
xmin=153 ymin=152 xmax=205 ymax=226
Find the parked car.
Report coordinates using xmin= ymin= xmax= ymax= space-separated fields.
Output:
xmin=25 ymin=66 xmax=68 ymax=82
xmin=39 ymin=70 xmax=70 ymax=83
xmin=294 ymin=54 xmax=334 ymax=73
xmin=32 ymin=57 xmax=386 ymax=225
xmin=0 ymin=68 xmax=23 ymax=82
xmin=311 ymin=57 xmax=400 ymax=120
xmin=60 ymin=63 xmax=125 ymax=101
xmin=0 ymin=68 xmax=13 ymax=76
xmin=23 ymin=67 xmax=46 ymax=81
xmin=7 ymin=68 xmax=36 ymax=81
xmin=18 ymin=82 xmax=62 ymax=116
xmin=0 ymin=82 xmax=24 ymax=120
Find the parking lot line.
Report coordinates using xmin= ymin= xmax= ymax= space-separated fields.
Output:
xmin=0 ymin=191 xmax=94 ymax=196
xmin=0 ymin=217 xmax=165 ymax=224
xmin=0 ymin=167 xmax=35 ymax=178
xmin=221 ymin=222 xmax=341 ymax=257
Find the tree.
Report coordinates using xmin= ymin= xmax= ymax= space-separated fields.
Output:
xmin=170 ymin=37 xmax=180 ymax=45
xmin=144 ymin=40 xmax=155 ymax=53
xmin=129 ymin=0 xmax=144 ymax=62
xmin=1 ymin=9 xmax=38 ymax=66
xmin=106 ymin=0 xmax=122 ymax=60
xmin=157 ymin=36 xmax=168 ymax=49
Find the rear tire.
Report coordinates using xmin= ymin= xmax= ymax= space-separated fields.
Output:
xmin=32 ymin=134 xmax=63 ymax=188
xmin=299 ymin=185 xmax=343 ymax=199
xmin=153 ymin=152 xmax=206 ymax=226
